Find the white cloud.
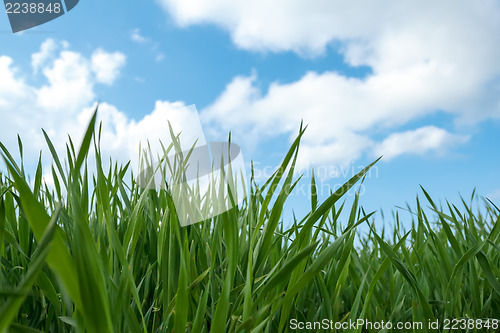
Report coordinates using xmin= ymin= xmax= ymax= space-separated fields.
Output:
xmin=1 ymin=40 xmax=205 ymax=180
xmin=77 ymin=101 xmax=207 ymax=169
xmin=91 ymin=49 xmax=126 ymax=85
xmin=37 ymin=50 xmax=95 ymax=110
xmin=0 ymin=56 xmax=34 ymax=108
xmin=1 ymin=40 xmax=128 ymax=159
xmin=31 ymin=39 xmax=58 ymax=74
xmin=372 ymin=126 xmax=469 ymax=160
xmin=153 ymin=0 xmax=500 ymax=169
xmin=297 ymin=134 xmax=374 ymax=171
xmin=155 ymin=53 xmax=165 ymax=62
xmin=158 ymin=0 xmax=500 ymax=57
xmin=131 ymin=28 xmax=148 ymax=43
xmin=130 ymin=28 xmax=164 ymax=62
xmin=201 ymin=68 xmax=477 ymax=169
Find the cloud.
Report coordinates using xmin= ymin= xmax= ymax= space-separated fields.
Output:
xmin=158 ymin=1 xmax=500 ymax=57
xmin=130 ymin=28 xmax=148 ymax=43
xmin=0 ymin=56 xmax=33 ymax=108
xmin=1 ymin=40 xmax=205 ymax=179
xmin=372 ymin=126 xmax=470 ymax=160
xmin=201 ymin=68 xmax=477 ymax=169
xmin=91 ymin=49 xmax=126 ymax=85
xmin=64 ymin=101 xmax=207 ymax=176
xmin=33 ymin=45 xmax=126 ymax=112
xmin=1 ymin=40 xmax=127 ymax=159
xmin=87 ymin=101 xmax=206 ymax=169
xmin=31 ymin=39 xmax=58 ymax=74
xmin=129 ymin=28 xmax=164 ymax=62
xmin=154 ymin=0 xmax=500 ymax=169
xmin=37 ymin=50 xmax=95 ymax=110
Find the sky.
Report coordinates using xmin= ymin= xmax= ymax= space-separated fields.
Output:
xmin=1 ymin=0 xmax=500 ymax=226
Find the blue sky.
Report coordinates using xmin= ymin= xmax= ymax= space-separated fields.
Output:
xmin=1 ymin=0 xmax=500 ymax=225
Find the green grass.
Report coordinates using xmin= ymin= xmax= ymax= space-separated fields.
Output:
xmin=0 ymin=108 xmax=499 ymax=332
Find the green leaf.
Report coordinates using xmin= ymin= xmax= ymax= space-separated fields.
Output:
xmin=0 ymin=207 xmax=59 ymax=333
xmin=72 ymin=106 xmax=98 ymax=180
xmin=1 ymin=157 xmax=82 ymax=310
xmin=371 ymin=228 xmax=435 ymax=321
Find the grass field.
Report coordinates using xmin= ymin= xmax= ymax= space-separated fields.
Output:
xmin=1 ymin=109 xmax=499 ymax=332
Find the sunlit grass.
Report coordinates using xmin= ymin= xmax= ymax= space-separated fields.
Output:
xmin=0 ymin=108 xmax=499 ymax=332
